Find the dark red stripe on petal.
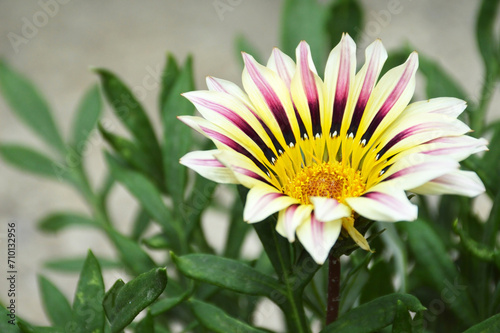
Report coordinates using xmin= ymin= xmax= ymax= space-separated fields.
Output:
xmin=360 ymin=57 xmax=416 ymax=145
xmin=192 ymin=96 xmax=277 ymax=163
xmin=200 ymin=126 xmax=270 ymax=175
xmin=299 ymin=44 xmax=322 ymax=137
xmin=330 ymin=42 xmax=351 ymax=137
xmin=364 ymin=191 xmax=404 ymax=214
xmin=233 ymin=165 xmax=272 ymax=186
xmin=244 ymin=54 xmax=297 ymax=147
xmin=347 ymin=49 xmax=381 ymax=137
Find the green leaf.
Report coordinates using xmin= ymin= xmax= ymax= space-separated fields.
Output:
xmin=143 ymin=233 xmax=170 ymax=249
xmin=71 ymin=85 xmax=102 ymax=148
xmin=99 ymin=124 xmax=164 ymax=188
xmin=463 ymin=313 xmax=500 ymax=333
xmin=150 ymin=291 xmax=191 ymax=316
xmin=131 ymin=209 xmax=151 ymax=241
xmin=223 ymin=198 xmax=250 ymax=259
xmin=95 ymin=68 xmax=163 ymax=180
xmin=418 ymin=55 xmax=468 ymax=100
xmin=0 ymin=60 xmax=65 ymax=153
xmin=476 ymin=0 xmax=500 ymax=73
xmin=17 ymin=321 xmax=64 ymax=333
xmin=190 ymin=299 xmax=268 ymax=333
xmin=392 ymin=300 xmax=412 ymax=333
xmin=160 ymin=56 xmax=195 ymax=211
xmin=44 ymin=256 xmax=121 ymax=272
xmin=135 ymin=311 xmax=155 ymax=333
xmin=0 ymin=305 xmax=21 ymax=332
xmin=399 ymin=220 xmax=478 ymax=326
xmin=281 ymin=0 xmax=329 ymax=66
xmin=0 ymin=144 xmax=70 ymax=182
xmin=360 ymin=258 xmax=394 ymax=303
xmin=172 ymin=253 xmax=283 ymax=297
xmin=104 ymin=267 xmax=167 ymax=333
xmin=107 ymin=229 xmax=157 ymax=275
xmin=105 ymin=153 xmax=181 ymax=252
xmin=38 ymin=212 xmax=100 ymax=233
xmin=159 ymin=54 xmax=180 ymax=111
xmin=71 ymin=250 xmax=105 ymax=333
xmin=38 ymin=275 xmax=72 ymax=327
xmin=321 ymin=293 xmax=425 ymax=333
xmin=326 ymin=0 xmax=363 ymax=45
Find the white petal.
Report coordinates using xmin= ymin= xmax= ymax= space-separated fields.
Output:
xmin=180 ymin=150 xmax=238 ymax=184
xmin=346 ymin=182 xmax=418 ymax=222
xmin=310 ymin=196 xmax=351 ymax=222
xmin=215 ymin=150 xmax=274 ymax=188
xmin=267 ymin=48 xmax=296 ymax=88
xmin=296 ymin=214 xmax=342 ymax=264
xmin=411 ymin=170 xmax=485 ymax=197
xmin=243 ymin=184 xmax=299 ymax=223
xmin=276 ymin=204 xmax=313 ymax=242
xmin=381 ymin=154 xmax=459 ymax=190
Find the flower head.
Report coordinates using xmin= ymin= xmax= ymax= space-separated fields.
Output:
xmin=180 ymin=35 xmax=487 ymax=264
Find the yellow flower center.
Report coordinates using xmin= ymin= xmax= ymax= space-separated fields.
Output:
xmin=284 ymin=161 xmax=366 ymax=205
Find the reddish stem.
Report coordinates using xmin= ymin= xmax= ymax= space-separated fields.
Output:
xmin=326 ymin=254 xmax=340 ymax=325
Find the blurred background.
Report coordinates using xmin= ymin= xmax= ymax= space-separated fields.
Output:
xmin=0 ymin=0 xmax=498 ymax=327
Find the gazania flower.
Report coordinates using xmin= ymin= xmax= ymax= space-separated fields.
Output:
xmin=180 ymin=34 xmax=487 ymax=264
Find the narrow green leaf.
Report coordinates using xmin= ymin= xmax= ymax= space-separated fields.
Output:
xmin=107 ymin=229 xmax=156 ymax=275
xmin=71 ymin=250 xmax=105 ymax=333
xmin=321 ymin=293 xmax=425 ymax=333
xmin=104 ymin=268 xmax=167 ymax=333
xmin=463 ymin=313 xmax=500 ymax=333
xmin=38 ymin=276 xmax=72 ymax=327
xmin=131 ymin=209 xmax=151 ymax=241
xmin=360 ymin=258 xmax=394 ymax=303
xmin=17 ymin=321 xmax=64 ymax=333
xmin=379 ymin=223 xmax=408 ymax=292
xmin=0 ymin=305 xmax=21 ymax=332
xmin=281 ymin=0 xmax=329 ymax=66
xmin=392 ymin=300 xmax=412 ymax=333
xmin=105 ymin=153 xmax=181 ymax=252
xmin=0 ymin=60 xmax=65 ymax=153
xmin=159 ymin=54 xmax=180 ymax=111
xmin=143 ymin=233 xmax=170 ymax=249
xmin=95 ymin=68 xmax=163 ymax=178
xmin=223 ymin=198 xmax=249 ymax=259
xmin=44 ymin=257 xmax=121 ymax=273
xmin=418 ymin=55 xmax=468 ymax=100
xmin=99 ymin=124 xmax=163 ymax=188
xmin=38 ymin=212 xmax=100 ymax=233
xmin=190 ymin=299 xmax=268 ymax=333
xmin=173 ymin=253 xmax=283 ymax=297
xmin=399 ymin=220 xmax=478 ymax=326
xmin=161 ymin=56 xmax=195 ymax=211
xmin=326 ymin=0 xmax=363 ymax=45
xmin=0 ymin=144 xmax=70 ymax=182
xmin=102 ymin=279 xmax=124 ymax=324
xmin=479 ymin=123 xmax=500 ymax=197
xmin=150 ymin=291 xmax=191 ymax=316
xmin=71 ymin=85 xmax=102 ymax=148
xmin=476 ymin=0 xmax=500 ymax=73
xmin=135 ymin=311 xmax=155 ymax=333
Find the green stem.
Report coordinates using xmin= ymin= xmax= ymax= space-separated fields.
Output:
xmin=472 ymin=68 xmax=497 ymax=135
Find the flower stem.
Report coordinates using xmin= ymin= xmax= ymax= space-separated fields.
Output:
xmin=326 ymin=254 xmax=341 ymax=325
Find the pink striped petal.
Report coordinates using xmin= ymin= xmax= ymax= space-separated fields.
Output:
xmin=296 ymin=213 xmax=342 ymax=264
xmin=382 ymin=154 xmax=459 ymax=190
xmin=310 ymin=196 xmax=351 ymax=222
xmin=267 ymin=48 xmax=296 ymax=88
xmin=276 ymin=204 xmax=313 ymax=242
xmin=401 ymin=97 xmax=467 ymax=119
xmin=180 ymin=150 xmax=238 ymax=184
xmin=421 ymin=136 xmax=488 ymax=161
xmin=206 ymin=76 xmax=254 ymax=107
xmin=215 ymin=150 xmax=274 ymax=188
xmin=411 ymin=170 xmax=485 ymax=197
xmin=243 ymin=184 xmax=299 ymax=223
xmin=324 ymin=34 xmax=356 ymax=138
xmin=346 ymin=182 xmax=417 ymax=222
